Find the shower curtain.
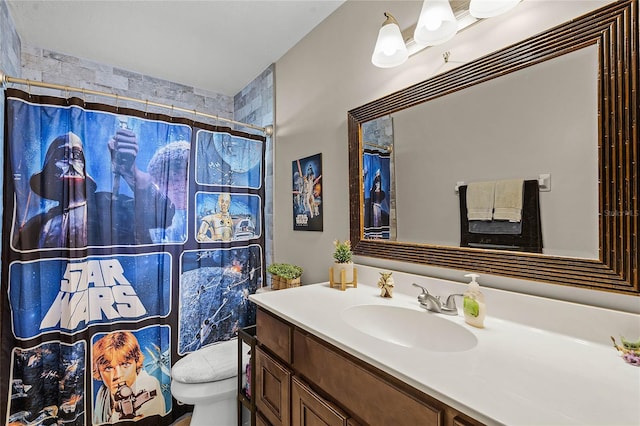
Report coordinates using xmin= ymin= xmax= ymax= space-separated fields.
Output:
xmin=0 ymin=89 xmax=265 ymax=425
xmin=363 ymin=148 xmax=391 ymax=239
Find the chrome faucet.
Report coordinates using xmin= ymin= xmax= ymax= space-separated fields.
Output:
xmin=412 ymin=283 xmax=462 ymax=316
xmin=412 ymin=283 xmax=442 ymax=312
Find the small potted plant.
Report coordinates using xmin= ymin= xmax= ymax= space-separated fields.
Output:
xmin=332 ymin=239 xmax=354 ymax=284
xmin=267 ymin=263 xmax=303 ymax=290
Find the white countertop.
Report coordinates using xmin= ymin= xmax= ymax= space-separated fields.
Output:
xmin=250 ymin=279 xmax=640 ymax=426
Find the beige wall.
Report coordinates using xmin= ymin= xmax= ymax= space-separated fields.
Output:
xmin=273 ymin=0 xmax=637 ymax=312
xmin=392 ymin=45 xmax=599 ymax=258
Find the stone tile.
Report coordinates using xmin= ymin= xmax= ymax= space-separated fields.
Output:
xmin=19 ymin=69 xmax=42 ymax=82
xmin=0 ymin=2 xmax=21 ymax=75
xmin=22 ymin=53 xmax=61 ymax=75
xmin=20 ymin=43 xmax=41 ymax=57
xmin=113 ymin=67 xmax=143 ymax=81
xmin=141 ymin=73 xmax=169 ymax=87
xmin=79 ymin=58 xmax=113 ymax=73
xmin=4 ymin=48 xmax=20 ymax=76
xmin=62 ymin=62 xmax=96 ymax=82
xmin=43 ymin=50 xmax=80 ymax=65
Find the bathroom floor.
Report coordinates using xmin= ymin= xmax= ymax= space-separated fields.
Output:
xmin=171 ymin=413 xmax=192 ymax=426
xmin=170 ymin=407 xmax=250 ymax=425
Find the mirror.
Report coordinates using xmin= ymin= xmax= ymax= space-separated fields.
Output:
xmin=364 ymin=46 xmax=599 ymax=259
xmin=348 ymin=1 xmax=638 ymax=294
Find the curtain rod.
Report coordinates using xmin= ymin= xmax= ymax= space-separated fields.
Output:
xmin=364 ymin=141 xmax=392 ymax=152
xmin=0 ymin=71 xmax=273 ymax=136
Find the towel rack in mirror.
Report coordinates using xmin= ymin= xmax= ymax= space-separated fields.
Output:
xmin=454 ymin=173 xmax=551 ymax=194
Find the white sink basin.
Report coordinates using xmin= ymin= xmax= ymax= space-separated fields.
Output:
xmin=341 ymin=305 xmax=478 ymax=352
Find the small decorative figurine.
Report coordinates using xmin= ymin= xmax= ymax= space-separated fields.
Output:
xmin=377 ymin=271 xmax=394 ymax=298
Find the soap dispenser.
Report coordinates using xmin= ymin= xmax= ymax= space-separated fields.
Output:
xmin=463 ymin=273 xmax=486 ymax=328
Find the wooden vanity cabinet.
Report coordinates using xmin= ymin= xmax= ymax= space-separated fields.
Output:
xmin=255 ymin=308 xmax=483 ymax=426
xmin=293 ymin=329 xmax=443 ymax=425
xmin=291 ymin=376 xmax=349 ymax=426
xmin=256 ymin=307 xmax=292 ymax=363
xmin=256 ymin=412 xmax=272 ymax=426
xmin=452 ymin=416 xmax=479 ymax=426
xmin=255 ymin=346 xmax=291 ymax=426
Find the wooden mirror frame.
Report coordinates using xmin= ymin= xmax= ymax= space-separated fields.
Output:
xmin=348 ymin=1 xmax=638 ymax=294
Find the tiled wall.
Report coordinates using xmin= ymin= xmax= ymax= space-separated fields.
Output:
xmin=234 ymin=65 xmax=275 ymax=266
xmin=19 ymin=43 xmax=234 ymax=122
xmin=234 ymin=66 xmax=274 ymax=130
xmin=0 ymin=0 xmax=20 ymax=76
xmin=0 ymin=0 xmax=21 ymax=264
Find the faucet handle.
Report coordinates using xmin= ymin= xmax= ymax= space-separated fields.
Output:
xmin=412 ymin=283 xmax=430 ymax=294
xmin=412 ymin=283 xmax=430 ymax=304
xmin=442 ymin=293 xmax=464 ymax=312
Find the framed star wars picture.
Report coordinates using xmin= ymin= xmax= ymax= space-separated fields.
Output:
xmin=292 ymin=153 xmax=323 ymax=231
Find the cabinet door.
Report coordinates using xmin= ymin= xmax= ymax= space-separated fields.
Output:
xmin=452 ymin=415 xmax=481 ymax=426
xmin=257 ymin=412 xmax=272 ymax=426
xmin=293 ymin=329 xmax=445 ymax=426
xmin=257 ymin=308 xmax=292 ymax=363
xmin=291 ymin=376 xmax=348 ymax=426
xmin=256 ymin=346 xmax=291 ymax=426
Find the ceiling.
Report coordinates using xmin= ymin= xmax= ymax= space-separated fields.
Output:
xmin=7 ymin=0 xmax=346 ymax=97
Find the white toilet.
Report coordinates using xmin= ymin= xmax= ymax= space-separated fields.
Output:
xmin=171 ymin=339 xmax=245 ymax=426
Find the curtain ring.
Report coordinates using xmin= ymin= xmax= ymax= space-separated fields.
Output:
xmin=81 ymin=88 xmax=86 ymax=107
xmin=115 ymin=94 xmax=119 ymax=112
xmin=170 ymin=105 xmax=174 ymax=122
xmin=27 ymin=79 xmax=32 ymax=99
xmin=145 ymin=100 xmax=149 ymax=116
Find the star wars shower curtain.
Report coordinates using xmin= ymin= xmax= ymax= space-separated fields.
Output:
xmin=363 ymin=148 xmax=391 ymax=240
xmin=0 ymin=89 xmax=265 ymax=425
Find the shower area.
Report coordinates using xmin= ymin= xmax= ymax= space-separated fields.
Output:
xmin=362 ymin=115 xmax=396 ymax=241
xmin=0 ymin=42 xmax=274 ymax=426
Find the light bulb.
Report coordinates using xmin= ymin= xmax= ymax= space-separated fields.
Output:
xmin=371 ymin=13 xmax=409 ymax=68
xmin=413 ymin=0 xmax=458 ymax=46
xmin=469 ymin=0 xmax=521 ymax=18
xmin=424 ymin=16 xmax=443 ymax=31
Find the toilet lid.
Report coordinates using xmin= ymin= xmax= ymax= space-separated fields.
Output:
xmin=172 ymin=339 xmax=240 ymax=384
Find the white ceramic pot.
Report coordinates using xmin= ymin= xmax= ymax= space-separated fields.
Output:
xmin=333 ymin=261 xmax=354 ymax=283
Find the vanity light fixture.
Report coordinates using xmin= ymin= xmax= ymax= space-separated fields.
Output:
xmin=469 ymin=0 xmax=521 ymax=18
xmin=413 ymin=0 xmax=458 ymax=46
xmin=372 ymin=0 xmax=522 ymax=69
xmin=371 ymin=12 xmax=409 ymax=68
